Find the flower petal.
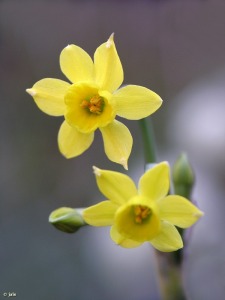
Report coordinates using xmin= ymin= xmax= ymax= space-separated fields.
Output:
xmin=83 ymin=201 xmax=118 ymax=226
xmin=60 ymin=44 xmax=94 ymax=83
xmin=26 ymin=78 xmax=69 ymax=116
xmin=92 ymin=167 xmax=137 ymax=205
xmin=150 ymin=221 xmax=183 ymax=252
xmin=158 ymin=195 xmax=204 ymax=228
xmin=94 ymin=33 xmax=123 ymax=92
xmin=114 ymin=85 xmax=162 ymax=120
xmin=58 ymin=121 xmax=94 ymax=158
xmin=110 ymin=225 xmax=142 ymax=248
xmin=139 ymin=162 xmax=170 ymax=201
xmin=100 ymin=120 xmax=133 ymax=169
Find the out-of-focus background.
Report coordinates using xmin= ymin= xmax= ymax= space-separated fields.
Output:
xmin=1 ymin=0 xmax=225 ymax=299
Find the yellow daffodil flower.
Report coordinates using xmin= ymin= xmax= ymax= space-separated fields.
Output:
xmin=26 ymin=34 xmax=162 ymax=169
xmin=83 ymin=162 xmax=204 ymax=252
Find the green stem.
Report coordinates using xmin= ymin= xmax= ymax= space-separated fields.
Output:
xmin=155 ymin=251 xmax=186 ymax=300
xmin=139 ymin=118 xmax=187 ymax=299
xmin=139 ymin=117 xmax=157 ymax=164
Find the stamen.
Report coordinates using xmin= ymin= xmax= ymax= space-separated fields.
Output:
xmin=134 ymin=206 xmax=142 ymax=215
xmin=80 ymin=100 xmax=90 ymax=109
xmin=90 ymin=95 xmax=101 ymax=105
xmin=80 ymin=95 xmax=104 ymax=115
xmin=135 ymin=216 xmax=142 ymax=224
xmin=133 ymin=205 xmax=151 ymax=224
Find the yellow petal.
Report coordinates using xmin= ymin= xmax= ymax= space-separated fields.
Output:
xmin=158 ymin=195 xmax=204 ymax=228
xmin=94 ymin=33 xmax=123 ymax=92
xmin=83 ymin=201 xmax=118 ymax=226
xmin=139 ymin=162 xmax=170 ymax=201
xmin=26 ymin=78 xmax=69 ymax=116
xmin=114 ymin=85 xmax=162 ymax=120
xmin=60 ymin=44 xmax=94 ymax=83
xmin=58 ymin=121 xmax=94 ymax=158
xmin=100 ymin=120 xmax=133 ymax=169
xmin=92 ymin=167 xmax=137 ymax=205
xmin=150 ymin=221 xmax=183 ymax=252
xmin=110 ymin=225 xmax=142 ymax=248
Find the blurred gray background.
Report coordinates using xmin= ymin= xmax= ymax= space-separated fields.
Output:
xmin=1 ymin=0 xmax=225 ymax=299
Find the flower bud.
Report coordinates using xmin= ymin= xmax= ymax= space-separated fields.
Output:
xmin=49 ymin=207 xmax=86 ymax=233
xmin=172 ymin=153 xmax=195 ymax=199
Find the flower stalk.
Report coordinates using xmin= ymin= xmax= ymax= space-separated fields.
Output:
xmin=155 ymin=251 xmax=186 ymax=300
xmin=138 ymin=118 xmax=189 ymax=299
xmin=139 ymin=117 xmax=157 ymax=164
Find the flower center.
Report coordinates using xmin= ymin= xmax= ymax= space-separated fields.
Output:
xmin=65 ymin=82 xmax=115 ymax=133
xmin=80 ymin=95 xmax=105 ymax=115
xmin=133 ymin=205 xmax=151 ymax=224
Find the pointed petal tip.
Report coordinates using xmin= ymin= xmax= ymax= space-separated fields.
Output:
xmin=106 ymin=33 xmax=115 ymax=48
xmin=26 ymin=88 xmax=36 ymax=96
xmin=109 ymin=32 xmax=115 ymax=40
xmin=194 ymin=210 xmax=204 ymax=218
xmin=120 ymin=158 xmax=128 ymax=170
xmin=93 ymin=166 xmax=101 ymax=176
xmin=65 ymin=44 xmax=72 ymax=50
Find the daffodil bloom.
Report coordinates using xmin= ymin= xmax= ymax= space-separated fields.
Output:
xmin=26 ymin=34 xmax=162 ymax=169
xmin=83 ymin=162 xmax=204 ymax=252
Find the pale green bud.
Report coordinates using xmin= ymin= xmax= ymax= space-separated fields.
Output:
xmin=49 ymin=207 xmax=86 ymax=233
xmin=172 ymin=153 xmax=195 ymax=199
